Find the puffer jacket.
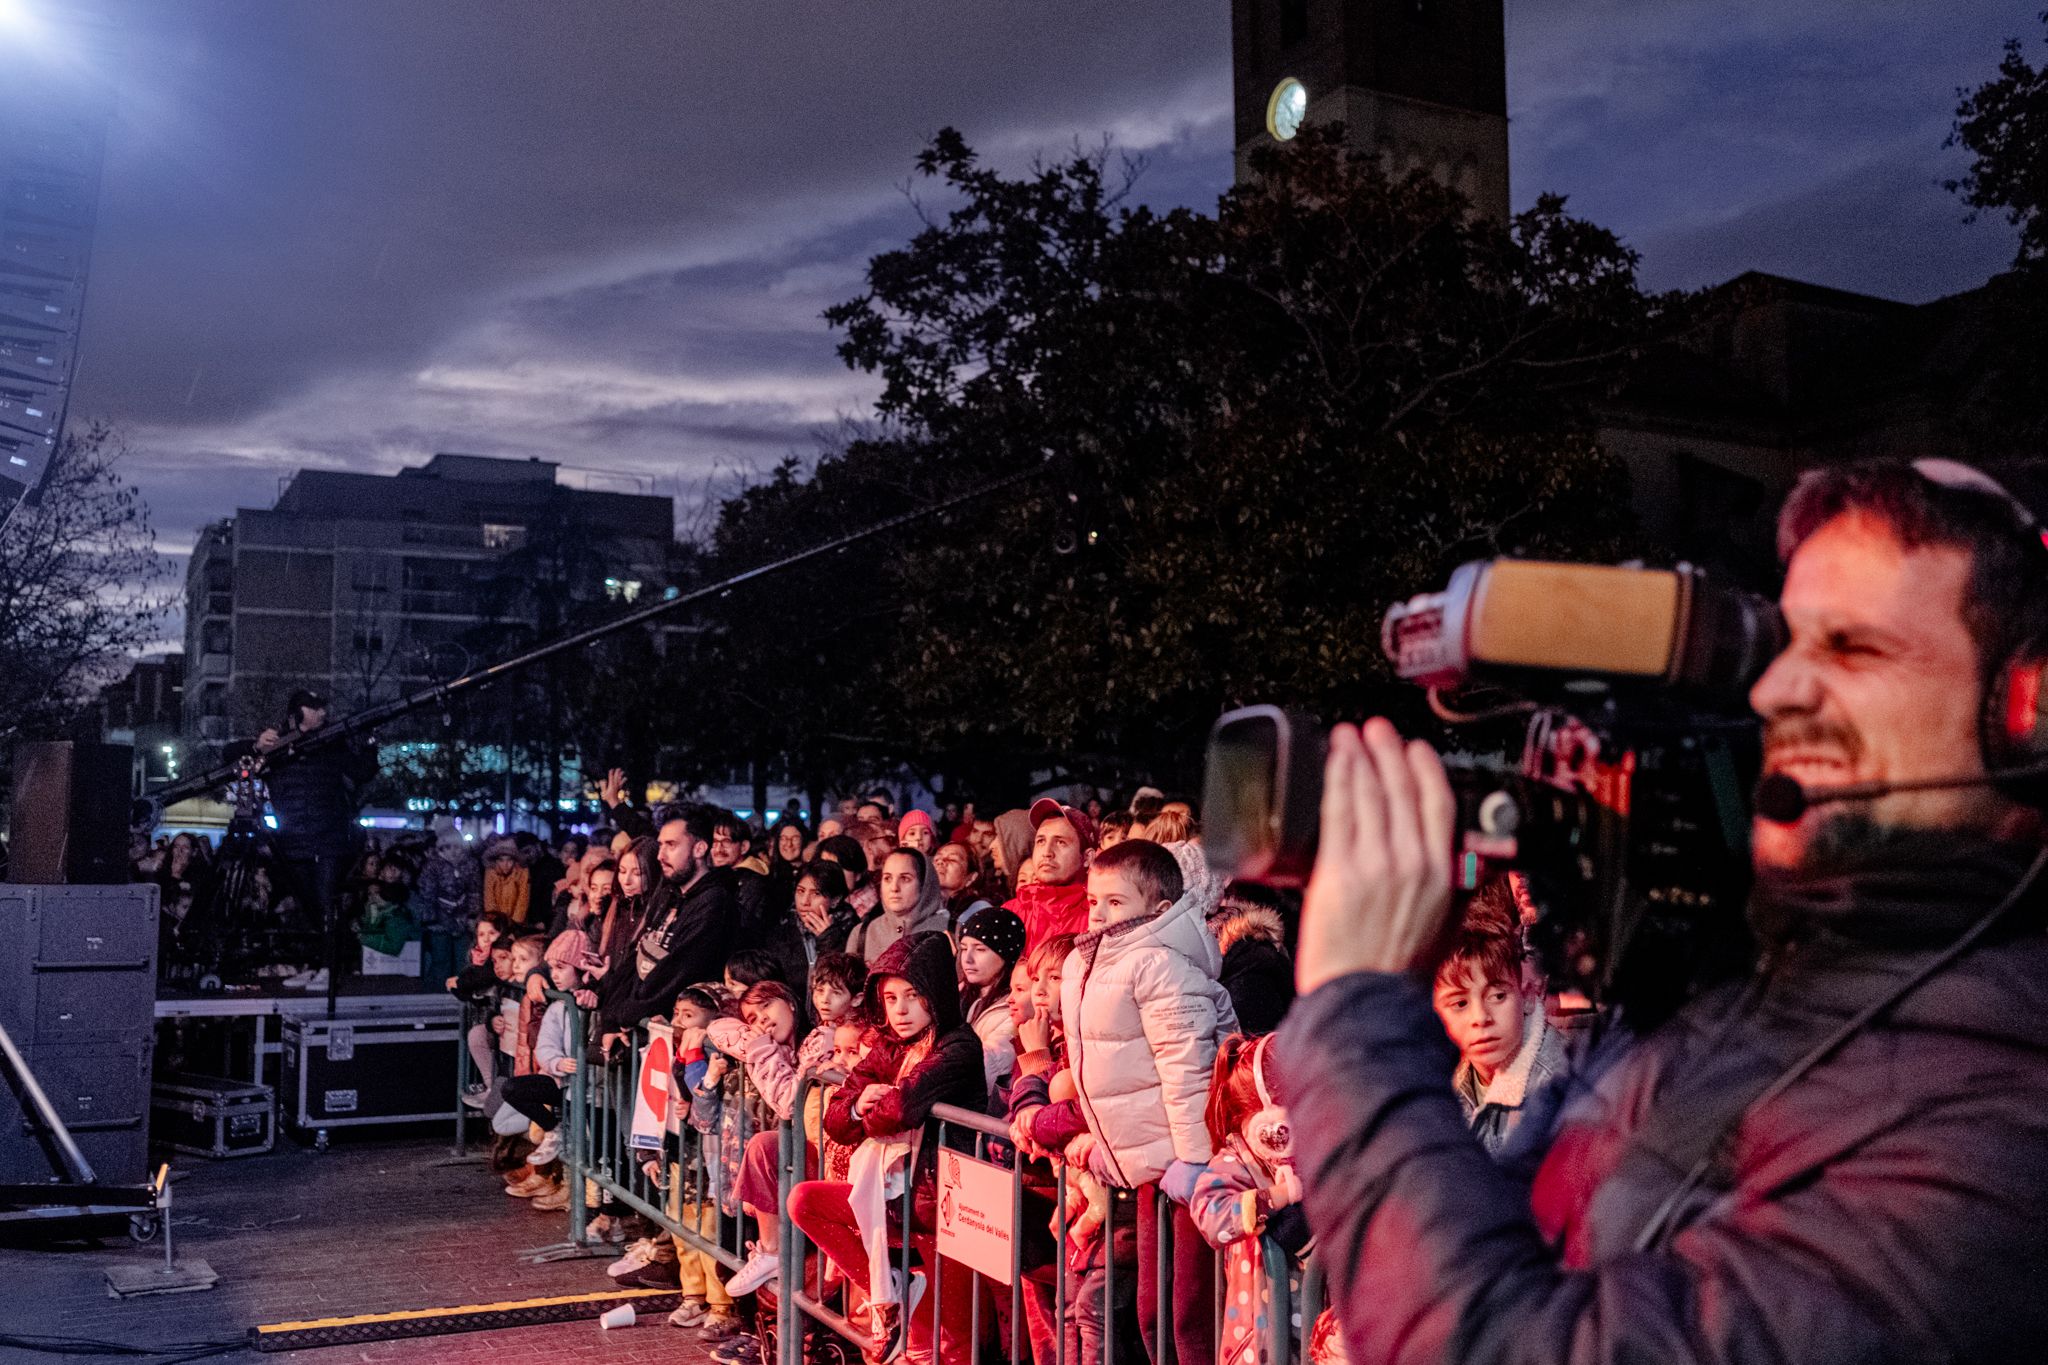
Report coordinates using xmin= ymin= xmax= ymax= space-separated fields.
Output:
xmin=1279 ymin=834 xmax=2048 ymax=1365
xmin=1062 ymin=892 xmax=1241 ymax=1188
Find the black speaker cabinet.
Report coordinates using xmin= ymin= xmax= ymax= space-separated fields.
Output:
xmin=8 ymin=740 xmax=134 ymax=884
xmin=0 ymin=883 xmax=157 ymax=1186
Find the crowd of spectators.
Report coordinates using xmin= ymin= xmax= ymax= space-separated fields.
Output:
xmin=138 ymin=776 xmax=1561 ymax=1365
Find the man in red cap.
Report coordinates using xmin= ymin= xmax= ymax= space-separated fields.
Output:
xmin=1007 ymin=797 xmax=1097 ymax=951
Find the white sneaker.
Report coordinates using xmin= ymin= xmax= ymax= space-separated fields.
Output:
xmin=723 ymin=1243 xmax=780 ymax=1296
xmin=301 ymin=968 xmax=330 ymax=992
xmin=608 ymin=1238 xmax=658 ymax=1278
xmin=529 ymin=1129 xmax=561 ymax=1165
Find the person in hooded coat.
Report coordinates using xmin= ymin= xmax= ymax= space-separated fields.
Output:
xmin=849 ymin=847 xmax=950 ymax=966
xmin=789 ymin=932 xmax=985 ymax=1364
xmin=1208 ymin=883 xmax=1298 ymax=1036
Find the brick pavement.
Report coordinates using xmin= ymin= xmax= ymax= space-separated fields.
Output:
xmin=0 ymin=1132 xmax=730 ymax=1363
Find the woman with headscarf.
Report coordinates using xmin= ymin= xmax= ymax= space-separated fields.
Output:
xmin=847 ymin=847 xmax=949 ymax=966
xmin=989 ymin=809 xmax=1036 ymax=905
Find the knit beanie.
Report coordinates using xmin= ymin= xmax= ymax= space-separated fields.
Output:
xmin=899 ymin=809 xmax=937 ymax=843
xmin=544 ymin=931 xmax=584 ymax=969
xmin=957 ymin=905 xmax=1026 ymax=966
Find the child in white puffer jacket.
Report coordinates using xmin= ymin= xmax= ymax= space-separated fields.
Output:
xmin=1060 ymin=838 xmax=1239 ymax=1365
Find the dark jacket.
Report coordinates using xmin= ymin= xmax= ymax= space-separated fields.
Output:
xmin=597 ymin=868 xmax=738 ymax=1031
xmin=263 ymin=734 xmax=379 ymax=857
xmin=1214 ymin=904 xmax=1296 ymax=1036
xmin=825 ymin=932 xmax=986 ymax=1212
xmin=1276 ymin=837 xmax=2048 ymax=1365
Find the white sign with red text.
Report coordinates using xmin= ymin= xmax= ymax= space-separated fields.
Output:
xmin=936 ymin=1148 xmax=1015 ymax=1285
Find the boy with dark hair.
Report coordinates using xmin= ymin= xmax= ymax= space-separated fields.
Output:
xmin=1429 ymin=891 xmax=1564 ymax=1156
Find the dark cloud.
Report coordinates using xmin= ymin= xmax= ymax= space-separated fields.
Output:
xmin=55 ymin=0 xmax=2035 ymax=583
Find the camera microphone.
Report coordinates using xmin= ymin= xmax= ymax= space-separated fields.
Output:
xmin=1754 ymin=764 xmax=2048 ymax=824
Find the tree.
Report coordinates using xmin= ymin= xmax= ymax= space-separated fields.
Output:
xmin=1948 ymin=11 xmax=2048 ymax=268
xmin=0 ymin=423 xmax=172 ymax=785
xmin=703 ymin=127 xmax=1672 ymax=795
xmin=1947 ymin=10 xmax=2048 ymax=447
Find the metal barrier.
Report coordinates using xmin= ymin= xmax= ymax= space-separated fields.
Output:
xmin=768 ymin=1069 xmax=1323 ymax=1365
xmin=546 ymin=1012 xmax=1327 ymax=1365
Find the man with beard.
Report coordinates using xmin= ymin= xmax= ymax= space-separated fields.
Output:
xmin=1275 ymin=459 xmax=2048 ymax=1364
xmin=598 ymin=806 xmax=737 ymax=1034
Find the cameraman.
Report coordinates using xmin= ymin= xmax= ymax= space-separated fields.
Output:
xmin=1277 ymin=461 xmax=2048 ymax=1364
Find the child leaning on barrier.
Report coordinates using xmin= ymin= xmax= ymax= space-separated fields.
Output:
xmin=718 ymin=953 xmax=872 ymax=1300
xmin=1060 ymin=838 xmax=1239 ymax=1365
xmin=498 ymin=933 xmax=599 ymax=1209
xmin=1175 ymin=1033 xmax=1312 ymax=1365
xmin=996 ymin=932 xmax=1096 ymax=1365
xmin=788 ymin=931 xmax=985 ymax=1365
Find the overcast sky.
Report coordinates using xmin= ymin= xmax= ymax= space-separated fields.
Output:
xmin=41 ymin=0 xmax=2038 ymax=613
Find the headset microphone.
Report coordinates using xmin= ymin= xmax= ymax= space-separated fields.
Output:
xmin=1755 ymin=763 xmax=2048 ymax=825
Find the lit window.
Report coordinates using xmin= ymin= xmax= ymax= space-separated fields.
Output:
xmin=604 ymin=577 xmax=643 ymax=603
xmin=482 ymin=523 xmax=527 ymax=549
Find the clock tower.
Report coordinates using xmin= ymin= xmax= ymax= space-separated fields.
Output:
xmin=1232 ymin=0 xmax=1509 ymax=219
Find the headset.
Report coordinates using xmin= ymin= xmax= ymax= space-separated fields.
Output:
xmin=1910 ymin=460 xmax=2048 ymax=786
xmin=1241 ymin=1034 xmax=1293 ymax=1166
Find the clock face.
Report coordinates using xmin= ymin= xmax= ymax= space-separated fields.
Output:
xmin=1267 ymin=78 xmax=1307 ymax=141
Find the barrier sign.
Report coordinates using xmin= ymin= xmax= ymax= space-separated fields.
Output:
xmin=936 ymin=1149 xmax=1015 ymax=1285
xmin=630 ymin=1025 xmax=674 ymax=1151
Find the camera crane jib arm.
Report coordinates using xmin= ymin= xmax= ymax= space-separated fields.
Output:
xmin=152 ymin=463 xmax=1045 ymax=808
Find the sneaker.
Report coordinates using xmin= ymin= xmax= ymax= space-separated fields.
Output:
xmin=724 ymin=1243 xmax=780 ymax=1297
xmin=461 ymin=1087 xmax=489 ymax=1111
xmin=585 ymin=1213 xmax=613 ymax=1242
xmin=710 ymin=1332 xmax=761 ymax=1362
xmin=873 ymin=1271 xmax=925 ymax=1362
xmin=528 ymin=1129 xmax=561 ymax=1166
xmin=613 ymin=1258 xmax=682 ymax=1291
xmin=698 ymin=1308 xmax=744 ymax=1342
xmin=301 ymin=968 xmax=330 ymax=992
xmin=667 ymin=1295 xmax=709 ymax=1328
xmin=505 ymin=1172 xmax=551 ymax=1197
xmin=607 ymin=1238 xmax=659 ymax=1277
xmin=530 ymin=1183 xmax=569 ymax=1211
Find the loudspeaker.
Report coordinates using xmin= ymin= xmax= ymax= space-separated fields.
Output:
xmin=8 ymin=740 xmax=133 ymax=884
xmin=0 ymin=883 xmax=156 ymax=1187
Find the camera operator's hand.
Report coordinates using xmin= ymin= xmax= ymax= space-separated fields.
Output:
xmin=1297 ymin=719 xmax=1456 ymax=993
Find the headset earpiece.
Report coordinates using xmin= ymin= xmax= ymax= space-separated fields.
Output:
xmin=1242 ymin=1035 xmax=1293 ymax=1165
xmin=1984 ymin=645 xmax=2048 ymax=791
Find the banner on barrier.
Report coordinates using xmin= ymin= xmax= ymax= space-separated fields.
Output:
xmin=630 ymin=1023 xmax=674 ymax=1151
xmin=936 ymin=1148 xmax=1015 ymax=1285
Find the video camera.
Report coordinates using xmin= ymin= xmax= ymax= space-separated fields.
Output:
xmin=1204 ymin=558 xmax=1785 ymax=1020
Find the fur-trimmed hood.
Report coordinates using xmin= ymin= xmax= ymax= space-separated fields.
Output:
xmin=1212 ymin=904 xmax=1286 ymax=957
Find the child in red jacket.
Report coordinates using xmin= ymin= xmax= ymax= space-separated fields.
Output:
xmin=787 ymin=932 xmax=985 ymax=1364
